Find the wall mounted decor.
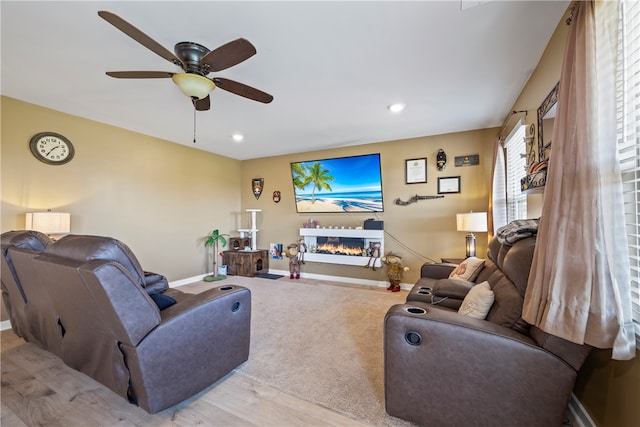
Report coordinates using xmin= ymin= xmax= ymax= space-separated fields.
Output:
xmin=252 ymin=178 xmax=264 ymax=200
xmin=394 ymin=194 xmax=444 ymax=206
xmin=537 ymin=81 xmax=559 ymax=162
xmin=272 ymin=190 xmax=281 ymax=203
xmin=29 ymin=132 xmax=75 ymax=165
xmin=436 ymin=149 xmax=447 ymax=171
xmin=405 ymin=158 xmax=427 ymax=184
xmin=454 ymin=154 xmax=479 ymax=167
xmin=437 ymin=176 xmax=461 ymax=194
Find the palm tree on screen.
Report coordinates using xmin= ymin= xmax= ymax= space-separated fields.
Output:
xmin=291 ymin=163 xmax=310 ymax=191
xmin=306 ymin=162 xmax=334 ymax=204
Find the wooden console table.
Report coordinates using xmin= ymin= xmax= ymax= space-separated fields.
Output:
xmin=223 ymin=250 xmax=269 ymax=277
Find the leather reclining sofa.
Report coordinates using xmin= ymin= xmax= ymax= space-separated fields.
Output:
xmin=385 ymin=234 xmax=592 ymax=426
xmin=1 ymin=230 xmax=251 ymax=413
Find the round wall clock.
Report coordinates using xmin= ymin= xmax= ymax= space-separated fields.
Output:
xmin=29 ymin=132 xmax=75 ymax=165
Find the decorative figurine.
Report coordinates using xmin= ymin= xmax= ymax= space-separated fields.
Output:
xmin=381 ymin=252 xmax=409 ymax=292
xmin=364 ymin=241 xmax=381 ymax=271
xmin=297 ymin=238 xmax=307 ymax=264
xmin=285 ymin=243 xmax=301 ymax=279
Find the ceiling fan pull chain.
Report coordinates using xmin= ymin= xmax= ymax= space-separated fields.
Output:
xmin=193 ymin=107 xmax=197 ymax=143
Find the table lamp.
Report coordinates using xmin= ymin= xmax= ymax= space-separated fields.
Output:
xmin=456 ymin=211 xmax=487 ymax=258
xmin=25 ymin=211 xmax=71 ymax=238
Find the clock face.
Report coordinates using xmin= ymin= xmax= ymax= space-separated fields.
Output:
xmin=29 ymin=132 xmax=75 ymax=165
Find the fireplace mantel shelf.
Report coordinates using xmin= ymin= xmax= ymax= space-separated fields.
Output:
xmin=299 ymin=228 xmax=384 ymax=267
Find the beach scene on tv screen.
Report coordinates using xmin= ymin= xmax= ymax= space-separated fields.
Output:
xmin=290 ymin=153 xmax=384 ymax=213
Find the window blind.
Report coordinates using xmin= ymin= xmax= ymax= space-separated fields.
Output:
xmin=618 ymin=0 xmax=640 ymax=336
xmin=492 ymin=144 xmax=508 ymax=231
xmin=504 ymin=121 xmax=527 ymax=222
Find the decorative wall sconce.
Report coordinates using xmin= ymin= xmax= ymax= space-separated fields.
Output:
xmin=25 ymin=210 xmax=71 ymax=238
xmin=436 ymin=149 xmax=447 ymax=171
xmin=252 ymin=178 xmax=264 ymax=200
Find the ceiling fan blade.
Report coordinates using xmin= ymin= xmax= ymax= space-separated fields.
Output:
xmin=106 ymin=71 xmax=174 ymax=79
xmin=98 ymin=11 xmax=182 ymax=67
xmin=193 ymin=96 xmax=211 ymax=111
xmin=201 ymin=38 xmax=257 ymax=72
xmin=213 ymin=78 xmax=273 ymax=104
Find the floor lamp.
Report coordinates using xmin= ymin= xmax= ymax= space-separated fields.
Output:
xmin=456 ymin=212 xmax=488 ymax=258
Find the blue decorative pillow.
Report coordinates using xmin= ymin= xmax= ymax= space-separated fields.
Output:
xmin=149 ymin=293 xmax=176 ymax=310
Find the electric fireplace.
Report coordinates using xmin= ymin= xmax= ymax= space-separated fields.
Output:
xmin=299 ymin=228 xmax=384 ymax=267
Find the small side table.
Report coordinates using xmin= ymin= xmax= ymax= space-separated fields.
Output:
xmin=441 ymin=257 xmax=465 ymax=265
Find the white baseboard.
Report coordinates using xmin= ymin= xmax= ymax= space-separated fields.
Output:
xmin=568 ymin=393 xmax=595 ymax=427
xmin=262 ymin=269 xmax=413 ymax=290
xmin=170 ymin=269 xmax=412 ymax=290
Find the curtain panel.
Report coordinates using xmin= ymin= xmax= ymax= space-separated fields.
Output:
xmin=522 ymin=0 xmax=635 ymax=360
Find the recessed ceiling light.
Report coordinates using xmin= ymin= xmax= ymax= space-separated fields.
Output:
xmin=387 ymin=103 xmax=405 ymax=113
xmin=232 ymin=134 xmax=244 ymax=142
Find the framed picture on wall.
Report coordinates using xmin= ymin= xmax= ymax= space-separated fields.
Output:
xmin=437 ymin=176 xmax=461 ymax=194
xmin=405 ymin=158 xmax=427 ymax=184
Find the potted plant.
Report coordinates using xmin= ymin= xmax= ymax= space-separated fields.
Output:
xmin=204 ymin=229 xmax=229 ymax=282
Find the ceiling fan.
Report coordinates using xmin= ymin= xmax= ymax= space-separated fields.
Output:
xmin=98 ymin=11 xmax=273 ymax=111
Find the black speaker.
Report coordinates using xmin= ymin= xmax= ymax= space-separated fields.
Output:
xmin=364 ymin=219 xmax=383 ymax=230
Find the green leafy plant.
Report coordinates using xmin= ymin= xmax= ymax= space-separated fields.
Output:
xmin=204 ymin=229 xmax=229 ymax=281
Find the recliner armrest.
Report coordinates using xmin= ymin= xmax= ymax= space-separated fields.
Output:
xmin=121 ymin=285 xmax=251 ymax=413
xmin=420 ymin=262 xmax=456 ymax=279
xmin=431 ymin=278 xmax=473 ymax=299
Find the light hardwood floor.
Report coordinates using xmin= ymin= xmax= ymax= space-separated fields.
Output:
xmin=1 ymin=330 xmax=368 ymax=426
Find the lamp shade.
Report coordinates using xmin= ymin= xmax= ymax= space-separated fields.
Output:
xmin=456 ymin=212 xmax=488 ymax=232
xmin=171 ymin=73 xmax=216 ymax=100
xmin=25 ymin=212 xmax=70 ymax=235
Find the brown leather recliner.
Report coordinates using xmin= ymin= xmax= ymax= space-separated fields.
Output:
xmin=3 ymin=232 xmax=251 ymax=414
xmin=385 ymin=235 xmax=591 ymax=426
xmin=1 ymin=230 xmax=52 ymax=344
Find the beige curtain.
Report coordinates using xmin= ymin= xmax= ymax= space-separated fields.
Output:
xmin=522 ymin=1 xmax=636 ymax=360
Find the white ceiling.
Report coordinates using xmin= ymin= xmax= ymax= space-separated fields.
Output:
xmin=1 ymin=1 xmax=568 ymax=160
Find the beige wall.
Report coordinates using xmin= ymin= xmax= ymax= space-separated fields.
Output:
xmin=509 ymin=11 xmax=569 ymax=219
xmin=1 ymin=96 xmax=241 ymax=284
xmin=240 ymin=128 xmax=495 ymax=284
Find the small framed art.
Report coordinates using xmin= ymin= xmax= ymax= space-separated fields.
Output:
xmin=437 ymin=176 xmax=461 ymax=194
xmin=405 ymin=158 xmax=427 ymax=184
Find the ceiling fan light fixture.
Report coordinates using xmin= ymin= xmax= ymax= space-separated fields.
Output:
xmin=171 ymin=73 xmax=215 ymax=100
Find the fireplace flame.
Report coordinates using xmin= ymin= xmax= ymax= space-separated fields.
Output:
xmin=316 ymin=243 xmax=364 ymax=256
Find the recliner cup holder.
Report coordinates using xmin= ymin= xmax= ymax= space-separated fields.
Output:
xmin=419 ymin=286 xmax=431 ymax=291
xmin=405 ymin=306 xmax=427 ymax=315
xmin=417 ymin=290 xmax=432 ymax=295
xmin=219 ymin=286 xmax=234 ymax=291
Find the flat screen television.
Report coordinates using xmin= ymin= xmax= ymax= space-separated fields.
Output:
xmin=290 ymin=153 xmax=384 ymax=213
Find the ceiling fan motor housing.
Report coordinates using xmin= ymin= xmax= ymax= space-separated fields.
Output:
xmin=174 ymin=41 xmax=211 ymax=75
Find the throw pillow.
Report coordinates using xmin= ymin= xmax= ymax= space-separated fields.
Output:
xmin=149 ymin=293 xmax=176 ymax=310
xmin=458 ymin=281 xmax=495 ymax=319
xmin=448 ymin=257 xmax=485 ymax=282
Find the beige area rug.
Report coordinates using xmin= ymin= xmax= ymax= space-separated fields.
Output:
xmin=178 ymin=276 xmax=415 ymax=427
